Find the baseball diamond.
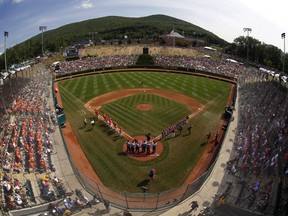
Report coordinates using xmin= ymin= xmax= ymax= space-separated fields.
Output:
xmin=56 ymin=71 xmax=234 ymax=193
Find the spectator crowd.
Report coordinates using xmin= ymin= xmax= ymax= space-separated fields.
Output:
xmin=217 ymin=80 xmax=288 ymax=214
xmin=0 ymin=46 xmax=286 ymax=215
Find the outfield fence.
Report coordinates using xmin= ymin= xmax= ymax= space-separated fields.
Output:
xmin=52 ymin=68 xmax=236 ymax=211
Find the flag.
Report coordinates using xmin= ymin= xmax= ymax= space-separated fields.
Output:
xmin=169 ymin=30 xmax=174 ymax=36
xmin=4 ymin=31 xmax=8 ymax=37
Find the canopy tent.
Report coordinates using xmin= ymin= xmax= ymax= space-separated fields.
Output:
xmin=166 ymin=30 xmax=185 ymax=47
xmin=204 ymin=46 xmax=216 ymax=51
xmin=167 ymin=30 xmax=185 ymax=38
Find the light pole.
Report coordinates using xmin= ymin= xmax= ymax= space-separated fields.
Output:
xmin=4 ymin=31 xmax=8 ymax=72
xmin=281 ymin=33 xmax=286 ymax=73
xmin=39 ymin=26 xmax=47 ymax=57
xmin=89 ymin=32 xmax=98 ymax=44
xmin=243 ymin=28 xmax=252 ymax=64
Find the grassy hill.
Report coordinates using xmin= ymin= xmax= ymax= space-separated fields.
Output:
xmin=39 ymin=14 xmax=227 ymax=45
xmin=1 ymin=14 xmax=228 ymax=70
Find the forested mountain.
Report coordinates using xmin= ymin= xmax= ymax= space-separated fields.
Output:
xmin=41 ymin=14 xmax=226 ymax=44
xmin=0 ymin=14 xmax=227 ymax=69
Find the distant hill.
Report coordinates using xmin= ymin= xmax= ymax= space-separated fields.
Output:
xmin=39 ymin=14 xmax=227 ymax=45
xmin=1 ymin=14 xmax=228 ymax=69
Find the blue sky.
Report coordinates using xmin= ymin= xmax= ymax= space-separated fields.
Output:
xmin=0 ymin=0 xmax=287 ymax=55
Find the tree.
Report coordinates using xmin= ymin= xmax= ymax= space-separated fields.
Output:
xmin=225 ymin=36 xmax=283 ymax=69
xmin=136 ymin=54 xmax=154 ymax=66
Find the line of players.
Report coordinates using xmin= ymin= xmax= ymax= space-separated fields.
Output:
xmin=126 ymin=139 xmax=158 ymax=154
xmin=94 ymin=108 xmax=123 ymax=137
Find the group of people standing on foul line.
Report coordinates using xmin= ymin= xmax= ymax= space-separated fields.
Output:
xmin=83 ymin=108 xmax=123 ymax=136
xmin=126 ymin=139 xmax=158 ymax=154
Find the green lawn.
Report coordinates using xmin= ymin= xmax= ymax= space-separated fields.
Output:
xmin=101 ymin=94 xmax=190 ymax=136
xmin=58 ymin=71 xmax=232 ymax=192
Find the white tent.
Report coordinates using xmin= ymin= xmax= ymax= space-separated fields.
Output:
xmin=51 ymin=61 xmax=60 ymax=67
xmin=226 ymin=58 xmax=238 ymax=64
xmin=167 ymin=31 xmax=185 ymax=38
xmin=204 ymin=46 xmax=216 ymax=51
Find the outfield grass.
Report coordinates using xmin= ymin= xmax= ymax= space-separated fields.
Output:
xmin=58 ymin=71 xmax=232 ymax=193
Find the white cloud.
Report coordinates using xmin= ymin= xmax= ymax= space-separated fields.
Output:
xmin=74 ymin=0 xmax=94 ymax=9
xmin=12 ymin=0 xmax=25 ymax=4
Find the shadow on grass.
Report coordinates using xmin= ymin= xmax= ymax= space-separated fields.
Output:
xmin=182 ymin=133 xmax=191 ymax=137
xmin=101 ymin=127 xmax=110 ymax=133
xmin=137 ymin=179 xmax=150 ymax=188
xmin=78 ymin=126 xmax=93 ymax=132
xmin=87 ymin=128 xmax=94 ymax=132
xmin=113 ymin=135 xmax=122 ymax=141
xmin=79 ymin=126 xmax=86 ymax=130
xmin=117 ymin=152 xmax=127 ymax=157
xmin=200 ymin=142 xmax=206 ymax=147
xmin=106 ymin=130 xmax=116 ymax=136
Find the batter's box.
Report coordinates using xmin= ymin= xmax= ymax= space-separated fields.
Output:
xmin=77 ymin=110 xmax=86 ymax=116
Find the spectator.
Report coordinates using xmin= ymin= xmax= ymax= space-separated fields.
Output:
xmin=103 ymin=199 xmax=110 ymax=212
xmin=190 ymin=201 xmax=199 ymax=211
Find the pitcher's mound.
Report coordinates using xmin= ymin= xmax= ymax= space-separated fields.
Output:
xmin=123 ymin=136 xmax=163 ymax=161
xmin=136 ymin=104 xmax=153 ymax=111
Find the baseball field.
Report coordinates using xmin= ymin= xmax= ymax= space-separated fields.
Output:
xmin=57 ymin=71 xmax=233 ymax=193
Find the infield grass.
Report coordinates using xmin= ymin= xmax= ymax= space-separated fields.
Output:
xmin=59 ymin=71 xmax=232 ymax=192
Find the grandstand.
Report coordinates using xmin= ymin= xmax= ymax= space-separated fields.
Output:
xmin=0 ymin=46 xmax=287 ymax=216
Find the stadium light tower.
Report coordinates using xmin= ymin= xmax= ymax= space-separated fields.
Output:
xmin=39 ymin=26 xmax=47 ymax=57
xmin=281 ymin=33 xmax=286 ymax=73
xmin=4 ymin=31 xmax=8 ymax=72
xmin=89 ymin=32 xmax=98 ymax=44
xmin=243 ymin=28 xmax=252 ymax=64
